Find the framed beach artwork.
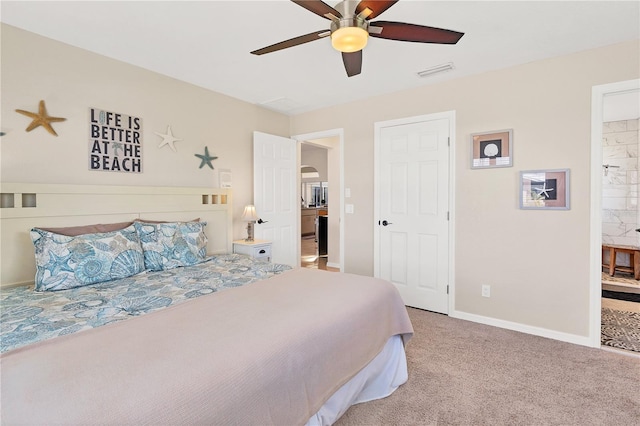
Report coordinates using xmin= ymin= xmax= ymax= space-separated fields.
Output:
xmin=470 ymin=129 xmax=513 ymax=169
xmin=519 ymin=169 xmax=570 ymax=210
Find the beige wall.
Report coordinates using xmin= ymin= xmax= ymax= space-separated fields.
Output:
xmin=0 ymin=24 xmax=290 ymax=239
xmin=301 ymin=145 xmax=328 ymax=182
xmin=291 ymin=40 xmax=640 ymax=337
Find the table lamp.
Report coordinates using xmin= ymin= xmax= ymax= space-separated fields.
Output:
xmin=241 ymin=205 xmax=259 ymax=242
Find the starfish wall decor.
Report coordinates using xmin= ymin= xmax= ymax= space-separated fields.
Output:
xmin=195 ymin=146 xmax=218 ymax=170
xmin=155 ymin=125 xmax=182 ymax=152
xmin=15 ymin=100 xmax=66 ymax=136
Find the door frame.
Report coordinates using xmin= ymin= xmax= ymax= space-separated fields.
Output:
xmin=373 ymin=111 xmax=456 ymax=313
xmin=589 ymin=79 xmax=640 ymax=347
xmin=292 ymin=128 xmax=345 ymax=272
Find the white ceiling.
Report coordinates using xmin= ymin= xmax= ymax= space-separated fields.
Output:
xmin=1 ymin=1 xmax=639 ymax=115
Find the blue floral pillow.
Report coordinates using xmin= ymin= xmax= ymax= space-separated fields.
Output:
xmin=30 ymin=225 xmax=145 ymax=292
xmin=133 ymin=221 xmax=209 ymax=271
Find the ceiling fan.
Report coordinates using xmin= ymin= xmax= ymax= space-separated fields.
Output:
xmin=250 ymin=0 xmax=464 ymax=77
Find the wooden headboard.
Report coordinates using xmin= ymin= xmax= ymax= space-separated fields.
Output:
xmin=0 ymin=183 xmax=233 ymax=288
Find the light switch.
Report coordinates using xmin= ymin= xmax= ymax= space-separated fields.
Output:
xmin=345 ymin=204 xmax=354 ymax=214
xmin=345 ymin=188 xmax=351 ymax=198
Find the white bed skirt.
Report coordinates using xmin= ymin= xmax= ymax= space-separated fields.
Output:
xmin=306 ymin=335 xmax=408 ymax=426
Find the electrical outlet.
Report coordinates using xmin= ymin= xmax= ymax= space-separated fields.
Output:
xmin=481 ymin=285 xmax=491 ymax=298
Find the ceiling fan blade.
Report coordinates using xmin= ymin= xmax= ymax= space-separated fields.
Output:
xmin=342 ymin=50 xmax=362 ymax=77
xmin=355 ymin=1 xmax=398 ymax=19
xmin=369 ymin=21 xmax=464 ymax=44
xmin=291 ymin=0 xmax=342 ymax=19
xmin=251 ymin=30 xmax=330 ymax=55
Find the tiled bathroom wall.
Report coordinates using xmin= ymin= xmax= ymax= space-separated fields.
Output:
xmin=602 ymin=118 xmax=640 ymax=261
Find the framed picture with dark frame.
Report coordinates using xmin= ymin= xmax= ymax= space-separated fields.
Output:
xmin=519 ymin=169 xmax=570 ymax=210
xmin=470 ymin=129 xmax=513 ymax=169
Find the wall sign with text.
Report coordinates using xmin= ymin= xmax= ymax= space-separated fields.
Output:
xmin=89 ymin=108 xmax=142 ymax=173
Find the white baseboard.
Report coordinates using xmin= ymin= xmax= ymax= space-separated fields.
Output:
xmin=449 ymin=309 xmax=595 ymax=348
xmin=326 ymin=262 xmax=340 ymax=269
xmin=2 ymin=279 xmax=33 ymax=289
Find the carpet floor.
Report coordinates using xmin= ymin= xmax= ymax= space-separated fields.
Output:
xmin=336 ymin=308 xmax=640 ymax=426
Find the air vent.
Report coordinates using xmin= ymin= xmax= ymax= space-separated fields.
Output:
xmin=417 ymin=62 xmax=454 ymax=78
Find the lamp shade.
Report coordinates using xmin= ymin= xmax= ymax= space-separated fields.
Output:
xmin=241 ymin=205 xmax=259 ymax=222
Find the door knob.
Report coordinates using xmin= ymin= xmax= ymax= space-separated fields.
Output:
xmin=381 ymin=220 xmax=393 ymax=226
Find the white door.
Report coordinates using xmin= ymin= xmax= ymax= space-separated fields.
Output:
xmin=376 ymin=117 xmax=450 ymax=313
xmin=253 ymin=131 xmax=298 ymax=267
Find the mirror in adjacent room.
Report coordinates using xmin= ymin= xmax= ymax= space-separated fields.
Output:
xmin=301 ymin=181 xmax=328 ymax=208
xmin=300 ymin=166 xmax=328 ymax=208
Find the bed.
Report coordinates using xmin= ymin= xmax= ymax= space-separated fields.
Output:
xmin=0 ymin=183 xmax=413 ymax=425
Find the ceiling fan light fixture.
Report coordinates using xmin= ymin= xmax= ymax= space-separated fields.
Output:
xmin=251 ymin=1 xmax=465 ymax=77
xmin=331 ymin=26 xmax=368 ymax=53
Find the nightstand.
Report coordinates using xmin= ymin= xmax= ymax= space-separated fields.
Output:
xmin=233 ymin=239 xmax=272 ymax=262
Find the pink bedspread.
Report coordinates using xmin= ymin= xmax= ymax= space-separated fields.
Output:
xmin=1 ymin=268 xmax=413 ymax=425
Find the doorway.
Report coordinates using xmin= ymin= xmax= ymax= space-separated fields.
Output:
xmin=293 ymin=129 xmax=344 ymax=272
xmin=591 ymin=79 xmax=640 ymax=351
xmin=300 ymin=144 xmax=330 ymax=270
xmin=599 ymin=86 xmax=640 ymax=354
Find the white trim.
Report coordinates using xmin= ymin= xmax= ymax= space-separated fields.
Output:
xmin=448 ymin=113 xmax=457 ymax=315
xmin=590 ymin=79 xmax=640 ymax=348
xmin=292 ymin=128 xmax=345 ymax=272
xmin=450 ymin=309 xmax=593 ymax=347
xmin=373 ymin=111 xmax=456 ymax=313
